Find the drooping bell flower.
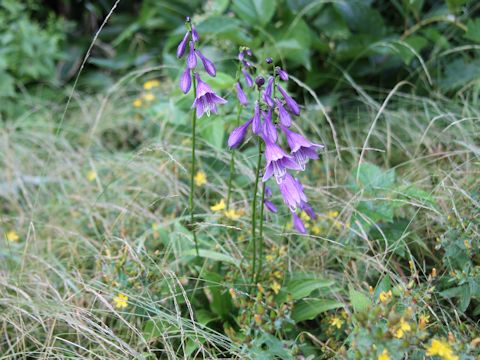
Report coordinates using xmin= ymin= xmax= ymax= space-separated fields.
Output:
xmin=281 ymin=125 xmax=324 ymax=170
xmin=262 ymin=139 xmax=301 ymax=183
xmin=192 ymin=73 xmax=227 ymax=118
xmin=242 ymin=69 xmax=254 ymax=88
xmin=228 ymin=118 xmax=253 ymax=149
xmin=277 ymin=84 xmax=300 ymax=116
xmin=301 ymin=202 xmax=316 ymax=220
xmin=263 ymin=77 xmax=275 ymax=107
xmin=277 ymin=172 xmax=307 ymax=210
xmin=292 ymin=211 xmax=306 ymax=234
xmin=191 ymin=26 xmax=199 ymax=42
xmin=196 ymin=50 xmax=216 ymax=77
xmin=177 ymin=32 xmax=189 ymax=58
xmin=179 ymin=67 xmax=191 ymax=94
xmin=264 ymin=199 xmax=278 ymax=213
xmin=275 ymin=98 xmax=292 ymax=127
xmin=187 ymin=41 xmax=197 ymax=69
xmin=235 ymin=82 xmax=248 ymax=106
xmin=252 ymin=102 xmax=262 ymax=135
xmin=262 ymin=109 xmax=277 ymax=143
xmin=277 ymin=67 xmax=289 ymax=81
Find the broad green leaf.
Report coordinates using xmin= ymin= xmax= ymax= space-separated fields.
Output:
xmin=182 ymin=249 xmax=240 ymax=266
xmin=232 ymin=0 xmax=277 ymax=27
xmin=292 ymin=299 xmax=344 ymax=322
xmin=464 ymin=18 xmax=480 ymax=43
xmin=203 ymin=272 xmax=233 ymax=319
xmin=206 ymin=72 xmax=235 ymax=90
xmin=199 ymin=117 xmax=225 ymax=149
xmin=349 ymin=288 xmax=371 ymax=313
xmin=439 ymin=58 xmax=480 ymax=91
xmin=286 ymin=278 xmax=335 ymax=300
xmin=197 ymin=16 xmax=252 ymax=44
xmin=351 ymin=162 xmax=395 ymax=191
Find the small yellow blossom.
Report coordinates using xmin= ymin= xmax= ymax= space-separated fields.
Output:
xmin=378 ymin=349 xmax=390 ymax=360
xmin=431 ymin=268 xmax=437 ymax=278
xmin=311 ymin=224 xmax=323 ymax=235
xmin=86 ymin=170 xmax=97 ymax=182
xmin=379 ymin=290 xmax=392 ymax=303
xmin=194 ymin=171 xmax=207 ymax=186
xmin=394 ymin=318 xmax=411 ymax=338
xmin=143 ymin=79 xmax=160 ymax=90
xmin=266 ymin=254 xmax=275 ymax=263
xmin=143 ymin=92 xmax=155 ymax=102
xmin=464 ymin=239 xmax=471 ymax=249
xmin=6 ymin=230 xmax=19 ymax=242
xmin=133 ymin=98 xmax=143 ymax=108
xmin=419 ymin=314 xmax=430 ymax=329
xmin=300 ymin=211 xmax=310 ymax=222
xmin=273 ymin=270 xmax=283 ymax=279
xmin=271 ymin=281 xmax=281 ymax=294
xmin=327 ymin=210 xmax=339 ymax=219
xmin=257 ymin=283 xmax=265 ymax=293
xmin=229 ymin=288 xmax=236 ymax=299
xmin=224 ymin=209 xmax=241 ymax=220
xmin=330 ymin=316 xmax=343 ymax=329
xmin=254 ymin=314 xmax=262 ymax=325
xmin=210 ymin=199 xmax=226 ymax=212
xmin=426 ymin=338 xmax=458 ymax=360
xmin=113 ymin=293 xmax=128 ymax=309
xmin=369 ymin=286 xmax=374 ymax=295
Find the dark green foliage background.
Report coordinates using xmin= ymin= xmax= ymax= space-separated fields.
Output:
xmin=2 ymin=0 xmax=480 ymax=113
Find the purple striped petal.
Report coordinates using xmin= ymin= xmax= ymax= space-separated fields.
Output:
xmin=292 ymin=212 xmax=306 ymax=234
xmin=179 ymin=67 xmax=191 ymax=94
xmin=191 ymin=26 xmax=199 ymax=42
xmin=228 ymin=118 xmax=253 ymax=149
xmin=187 ymin=41 xmax=197 ymax=69
xmin=196 ymin=50 xmax=216 ymax=77
xmin=276 ymin=98 xmax=292 ymax=127
xmin=277 ymin=67 xmax=289 ymax=81
xmin=263 ymin=77 xmax=274 ymax=107
xmin=277 ymin=84 xmax=300 ymax=116
xmin=242 ymin=69 xmax=254 ymax=87
xmin=177 ymin=32 xmax=189 ymax=58
xmin=265 ymin=200 xmax=278 ymax=213
xmin=235 ymin=82 xmax=248 ymax=106
xmin=252 ymin=102 xmax=262 ymax=135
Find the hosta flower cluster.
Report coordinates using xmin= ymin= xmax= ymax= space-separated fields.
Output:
xmin=177 ymin=18 xmax=226 ymax=117
xmin=228 ymin=59 xmax=324 ymax=232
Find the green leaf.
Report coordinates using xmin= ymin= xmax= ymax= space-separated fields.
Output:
xmin=351 ymin=163 xmax=395 ymax=191
xmin=199 ymin=117 xmax=225 ymax=149
xmin=197 ymin=16 xmax=252 ymax=44
xmin=206 ymin=72 xmax=235 ymax=90
xmin=232 ymin=0 xmax=277 ymax=27
xmin=439 ymin=58 xmax=480 ymax=91
xmin=203 ymin=272 xmax=233 ymax=320
xmin=373 ymin=276 xmax=391 ymax=300
xmin=182 ymin=249 xmax=240 ymax=266
xmin=286 ymin=278 xmax=335 ymax=300
xmin=0 ymin=70 xmax=15 ymax=97
xmin=292 ymin=299 xmax=344 ymax=322
xmin=464 ymin=18 xmax=480 ymax=43
xmin=349 ymin=288 xmax=371 ymax=313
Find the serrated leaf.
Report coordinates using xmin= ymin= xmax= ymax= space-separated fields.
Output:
xmin=292 ymin=299 xmax=344 ymax=322
xmin=464 ymin=18 xmax=480 ymax=43
xmin=349 ymin=288 xmax=371 ymax=313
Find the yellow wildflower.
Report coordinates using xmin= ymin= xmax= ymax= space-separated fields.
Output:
xmin=271 ymin=281 xmax=281 ymax=294
xmin=273 ymin=270 xmax=283 ymax=279
xmin=229 ymin=288 xmax=236 ymax=299
xmin=426 ymin=338 xmax=458 ymax=360
xmin=327 ymin=210 xmax=339 ymax=219
xmin=394 ymin=318 xmax=411 ymax=338
xmin=224 ymin=209 xmax=241 ymax=220
xmin=419 ymin=314 xmax=430 ymax=329
xmin=6 ymin=230 xmax=19 ymax=242
xmin=143 ymin=79 xmax=160 ymax=90
xmin=113 ymin=293 xmax=128 ymax=309
xmin=379 ymin=290 xmax=392 ymax=303
xmin=133 ymin=98 xmax=142 ymax=108
xmin=210 ymin=199 xmax=226 ymax=212
xmin=266 ymin=254 xmax=275 ymax=263
xmin=431 ymin=268 xmax=437 ymax=278
xmin=194 ymin=171 xmax=207 ymax=186
xmin=143 ymin=92 xmax=155 ymax=102
xmin=311 ymin=224 xmax=322 ymax=235
xmin=330 ymin=316 xmax=343 ymax=329
xmin=378 ymin=349 xmax=390 ymax=360
xmin=257 ymin=283 xmax=265 ymax=293
xmin=86 ymin=170 xmax=97 ymax=182
xmin=464 ymin=239 xmax=471 ymax=249
xmin=300 ymin=211 xmax=310 ymax=222
xmin=254 ymin=314 xmax=262 ymax=325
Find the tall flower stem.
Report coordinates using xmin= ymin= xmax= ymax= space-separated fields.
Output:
xmin=256 ymin=181 xmax=266 ymax=281
xmin=226 ymin=104 xmax=242 ymax=210
xmin=189 ymin=73 xmax=199 ymax=256
xmin=251 ymin=139 xmax=262 ymax=283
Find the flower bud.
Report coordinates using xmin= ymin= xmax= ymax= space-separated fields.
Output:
xmin=266 ymin=57 xmax=273 ymax=64
xmin=255 ymin=76 xmax=265 ymax=87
